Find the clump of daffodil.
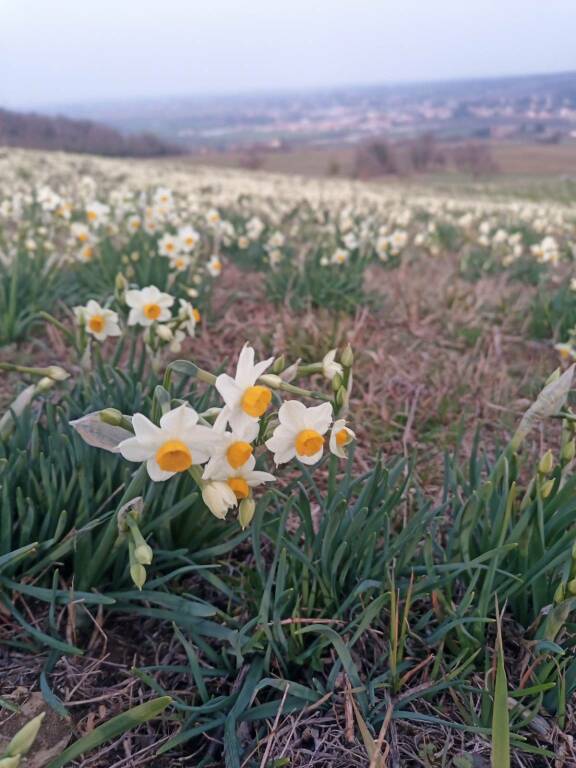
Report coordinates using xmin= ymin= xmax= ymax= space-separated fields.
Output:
xmin=72 ymin=342 xmax=357 ymax=532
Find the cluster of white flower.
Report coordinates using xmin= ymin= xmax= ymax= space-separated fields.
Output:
xmin=73 ymin=344 xmax=355 ymax=526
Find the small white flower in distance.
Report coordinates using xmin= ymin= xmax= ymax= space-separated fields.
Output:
xmin=329 ymin=419 xmax=356 ymax=458
xmin=331 ymin=248 xmax=349 ymax=265
xmin=169 ymin=253 xmax=191 ymax=272
xmin=322 ymin=349 xmax=343 ymax=381
xmin=178 ymin=225 xmax=200 ymax=252
xmin=74 ymin=299 xmax=121 ymax=342
xmin=158 ymin=233 xmax=179 ymax=258
xmin=118 ymin=404 xmax=218 ymax=482
xmin=125 ymin=285 xmax=174 ymax=326
xmin=216 ymin=344 xmax=274 ymax=432
xmin=178 ymin=299 xmax=201 ymax=337
xmin=266 ymin=400 xmax=333 ymax=466
xmin=207 ymin=254 xmax=223 ymax=277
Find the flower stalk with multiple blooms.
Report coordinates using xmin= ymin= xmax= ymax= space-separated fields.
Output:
xmin=72 ymin=343 xmax=356 ymax=588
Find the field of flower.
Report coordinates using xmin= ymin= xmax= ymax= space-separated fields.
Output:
xmin=1 ymin=148 xmax=576 ymax=767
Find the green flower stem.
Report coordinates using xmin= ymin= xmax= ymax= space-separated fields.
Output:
xmin=38 ymin=311 xmax=76 ymax=343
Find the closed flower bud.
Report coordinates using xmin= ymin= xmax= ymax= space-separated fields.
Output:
xmin=541 ymin=479 xmax=554 ymax=498
xmin=130 ymin=563 xmax=147 ymax=590
xmin=331 ymin=373 xmax=343 ymax=392
xmin=562 ymin=440 xmax=575 ymax=462
xmin=538 ymin=450 xmax=554 ymax=475
xmin=272 ymin=355 xmax=286 ymax=374
xmin=0 ymin=756 xmax=21 ymax=767
xmin=5 ymin=713 xmax=45 ymax=758
xmin=134 ymin=543 xmax=153 ymax=566
xmin=238 ymin=498 xmax=256 ymax=529
xmin=156 ymin=325 xmax=173 ymax=342
xmin=45 ymin=366 xmax=70 ymax=381
xmin=336 ymin=386 xmax=347 ymax=408
xmin=554 ymin=582 xmax=566 ymax=604
xmin=259 ymin=373 xmax=282 ymax=389
xmin=568 ymin=578 xmax=576 ymax=596
xmin=100 ymin=408 xmax=123 ymax=427
xmin=341 ymin=344 xmax=354 ymax=368
xmin=115 ymin=272 xmax=128 ymax=292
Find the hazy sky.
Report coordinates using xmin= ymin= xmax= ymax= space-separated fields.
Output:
xmin=1 ymin=0 xmax=575 ymax=107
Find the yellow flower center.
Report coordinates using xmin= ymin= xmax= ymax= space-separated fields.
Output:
xmin=295 ymin=429 xmax=324 ymax=457
xmin=78 ymin=232 xmax=89 ymax=242
xmin=155 ymin=440 xmax=192 ymax=472
xmin=212 ymin=259 xmax=221 ymax=271
xmin=241 ymin=386 xmax=272 ymax=418
xmin=82 ymin=246 xmax=94 ymax=260
xmin=88 ymin=315 xmax=105 ymax=334
xmin=336 ymin=428 xmax=351 ymax=447
xmin=175 ymin=258 xmax=185 ymax=269
xmin=186 ymin=237 xmax=195 ymax=247
xmin=228 ymin=477 xmax=250 ymax=499
xmin=87 ymin=210 xmax=97 ymax=222
xmin=165 ymin=242 xmax=175 ymax=252
xmin=144 ymin=303 xmax=162 ymax=320
xmin=193 ymin=308 xmax=201 ymax=322
xmin=226 ymin=441 xmax=253 ymax=469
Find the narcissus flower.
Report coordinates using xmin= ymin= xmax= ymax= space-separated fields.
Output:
xmin=158 ymin=233 xmax=179 ymax=258
xmin=216 ymin=344 xmax=274 ymax=431
xmin=207 ymin=254 xmax=223 ymax=277
xmin=118 ymin=404 xmax=217 ymax=481
xmin=178 ymin=299 xmax=201 ymax=336
xmin=170 ymin=253 xmax=191 ymax=272
xmin=221 ymin=456 xmax=275 ymax=500
xmin=202 ymin=409 xmax=260 ymax=480
xmin=266 ymin=400 xmax=333 ymax=465
xmin=331 ymin=248 xmax=349 ymax=265
xmin=78 ymin=243 xmax=95 ymax=262
xmin=178 ymin=225 xmax=200 ymax=252
xmin=329 ymin=418 xmax=356 ymax=458
xmin=74 ymin=300 xmax=121 ymax=341
xmin=125 ymin=285 xmax=174 ymax=326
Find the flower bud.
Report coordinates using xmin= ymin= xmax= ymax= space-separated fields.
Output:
xmin=538 ymin=450 xmax=554 ymax=475
xmin=553 ymin=582 xmax=566 ymax=604
xmin=130 ymin=563 xmax=147 ymax=590
xmin=336 ymin=386 xmax=347 ymax=408
xmin=238 ymin=498 xmax=256 ymax=529
xmin=115 ymin=272 xmax=128 ymax=292
xmin=156 ymin=325 xmax=173 ymax=342
xmin=134 ymin=543 xmax=153 ymax=566
xmin=568 ymin=578 xmax=576 ymax=596
xmin=272 ymin=355 xmax=286 ymax=374
xmin=5 ymin=713 xmax=45 ymax=757
xmin=562 ymin=440 xmax=575 ymax=462
xmin=36 ymin=377 xmax=55 ymax=393
xmin=331 ymin=373 xmax=343 ymax=392
xmin=100 ymin=408 xmax=123 ymax=427
xmin=0 ymin=756 xmax=21 ymax=767
xmin=259 ymin=374 xmax=282 ymax=389
xmin=341 ymin=344 xmax=354 ymax=368
xmin=541 ymin=479 xmax=554 ymax=499
xmin=45 ymin=366 xmax=70 ymax=381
